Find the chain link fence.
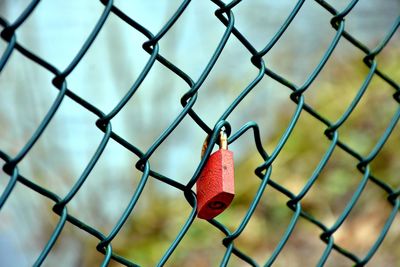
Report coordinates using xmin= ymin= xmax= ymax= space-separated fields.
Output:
xmin=0 ymin=0 xmax=399 ymax=266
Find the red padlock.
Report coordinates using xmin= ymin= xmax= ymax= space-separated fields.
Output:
xmin=196 ymin=131 xmax=235 ymax=220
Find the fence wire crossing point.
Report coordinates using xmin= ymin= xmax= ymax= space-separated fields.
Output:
xmin=0 ymin=0 xmax=399 ymax=266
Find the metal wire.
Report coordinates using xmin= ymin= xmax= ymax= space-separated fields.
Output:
xmin=0 ymin=0 xmax=399 ymax=266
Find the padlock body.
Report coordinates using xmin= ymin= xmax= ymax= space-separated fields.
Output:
xmin=196 ymin=149 xmax=234 ymax=220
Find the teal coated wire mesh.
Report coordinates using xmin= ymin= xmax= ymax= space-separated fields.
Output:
xmin=0 ymin=0 xmax=399 ymax=266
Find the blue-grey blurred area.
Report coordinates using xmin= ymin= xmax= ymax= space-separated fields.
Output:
xmin=0 ymin=0 xmax=399 ymax=266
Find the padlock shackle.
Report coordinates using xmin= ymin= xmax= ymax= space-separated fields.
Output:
xmin=219 ymin=131 xmax=228 ymax=150
xmin=201 ymin=130 xmax=228 ymax=158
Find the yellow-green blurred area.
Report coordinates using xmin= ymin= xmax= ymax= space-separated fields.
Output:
xmin=120 ymin=55 xmax=399 ymax=267
xmin=0 ymin=1 xmax=399 ymax=267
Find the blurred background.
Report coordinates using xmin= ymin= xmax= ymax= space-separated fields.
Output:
xmin=0 ymin=0 xmax=399 ymax=266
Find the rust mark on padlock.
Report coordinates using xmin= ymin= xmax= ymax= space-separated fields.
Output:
xmin=196 ymin=131 xmax=234 ymax=220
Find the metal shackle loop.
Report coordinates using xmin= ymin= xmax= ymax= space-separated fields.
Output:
xmin=219 ymin=131 xmax=228 ymax=150
xmin=201 ymin=130 xmax=228 ymax=158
